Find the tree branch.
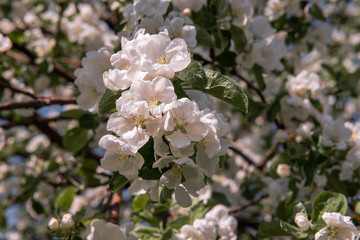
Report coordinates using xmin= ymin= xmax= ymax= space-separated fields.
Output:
xmin=0 ymin=96 xmax=76 ymax=110
xmin=0 ymin=77 xmax=38 ymax=99
xmin=107 ymin=191 xmax=122 ymax=224
xmin=228 ymin=195 xmax=269 ymax=214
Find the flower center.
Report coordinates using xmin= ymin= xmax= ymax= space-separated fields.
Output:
xmin=171 ymin=165 xmax=182 ymax=178
xmin=174 ymin=116 xmax=188 ymax=131
xmin=117 ymin=151 xmax=129 ymax=161
xmin=156 ymin=54 xmax=167 ymax=64
xmin=328 ymin=226 xmax=339 ymax=238
xmin=130 ymin=114 xmax=146 ymax=127
xmin=123 ymin=64 xmax=130 ymax=71
xmin=195 ymin=139 xmax=205 ymax=149
xmin=148 ymin=96 xmax=159 ymax=106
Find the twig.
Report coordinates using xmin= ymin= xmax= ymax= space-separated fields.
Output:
xmin=0 ymin=77 xmax=38 ymax=99
xmin=228 ymin=195 xmax=269 ymax=214
xmin=258 ymin=143 xmax=280 ymax=171
xmin=230 ymin=69 xmax=267 ymax=103
xmin=0 ymin=96 xmax=76 ymax=110
xmin=229 ymin=145 xmax=261 ymax=170
xmin=0 ymin=115 xmax=71 ymax=129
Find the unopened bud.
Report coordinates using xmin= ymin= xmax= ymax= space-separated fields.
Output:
xmin=48 ymin=217 xmax=59 ymax=230
xmin=60 ymin=213 xmax=74 ymax=229
xmin=182 ymin=8 xmax=191 ymax=16
xmin=276 ymin=164 xmax=291 ymax=178
xmin=295 ymin=212 xmax=310 ymax=231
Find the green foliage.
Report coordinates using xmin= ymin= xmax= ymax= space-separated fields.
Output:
xmin=311 ymin=192 xmax=348 ymax=227
xmin=98 ymin=89 xmax=123 ymax=114
xmin=138 ymin=138 xmax=162 ymax=180
xmin=63 ymin=127 xmax=88 ymax=153
xmin=109 ymin=172 xmax=128 ymax=192
xmin=54 ymin=186 xmax=76 ymax=212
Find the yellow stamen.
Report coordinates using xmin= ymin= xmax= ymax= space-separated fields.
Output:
xmin=130 ymin=114 xmax=146 ymax=127
xmin=123 ymin=64 xmax=130 ymax=71
xmin=156 ymin=54 xmax=167 ymax=64
xmin=148 ymin=96 xmax=159 ymax=106
xmin=328 ymin=226 xmax=339 ymax=238
xmin=175 ymin=116 xmax=188 ymax=129
xmin=171 ymin=165 xmax=182 ymax=178
xmin=117 ymin=151 xmax=128 ymax=161
xmin=195 ymin=139 xmax=205 ymax=149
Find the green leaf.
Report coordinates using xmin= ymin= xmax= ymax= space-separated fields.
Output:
xmin=175 ymin=60 xmax=207 ymax=89
xmin=256 ymin=220 xmax=291 ymax=239
xmin=311 ymin=192 xmax=348 ymax=225
xmin=98 ymin=89 xmax=123 ymax=114
xmin=280 ymin=221 xmax=308 ymax=238
xmin=191 ymin=6 xmax=216 ymax=29
xmin=131 ymin=226 xmax=161 ymax=240
xmin=79 ymin=113 xmax=99 ymax=129
xmin=172 ymin=78 xmax=190 ymax=99
xmin=109 ymin=172 xmax=128 ymax=193
xmin=32 ymin=199 xmax=44 ymax=214
xmin=114 ymin=22 xmax=126 ymax=34
xmin=54 ymin=186 xmax=76 ymax=211
xmin=132 ymin=194 xmax=149 ymax=212
xmin=160 ymin=187 xmax=173 ymax=204
xmin=63 ymin=127 xmax=88 ymax=153
xmin=209 ymin=192 xmax=231 ymax=207
xmin=196 ymin=27 xmax=215 ymax=47
xmin=214 ymin=51 xmax=237 ymax=67
xmin=168 ymin=215 xmax=189 ymax=230
xmin=198 ymin=69 xmax=248 ymax=113
xmin=138 ymin=138 xmax=162 ymax=180
xmin=230 ymin=25 xmax=247 ymax=52
xmin=270 ymin=151 xmax=291 ymax=178
xmin=60 ymin=109 xmax=87 ymax=118
xmin=309 ymin=4 xmax=326 ymax=21
xmin=189 ymin=201 xmax=209 ymax=224
xmin=252 ymin=64 xmax=265 ymax=91
xmin=161 ymin=228 xmax=174 ymax=240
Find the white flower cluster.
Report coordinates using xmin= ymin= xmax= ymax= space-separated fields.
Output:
xmin=80 ymin=29 xmax=231 ymax=207
xmin=175 ymin=205 xmax=237 ymax=240
xmin=118 ymin=0 xmax=197 ymax=48
xmin=86 ymin=220 xmax=137 ymax=240
xmin=48 ymin=213 xmax=74 ymax=230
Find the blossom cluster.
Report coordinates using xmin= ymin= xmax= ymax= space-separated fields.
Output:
xmin=75 ymin=29 xmax=231 ymax=207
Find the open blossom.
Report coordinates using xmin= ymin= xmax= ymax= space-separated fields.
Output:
xmin=0 ymin=33 xmax=12 ymax=52
xmin=251 ymin=37 xmax=287 ymax=72
xmin=163 ymin=98 xmax=208 ymax=148
xmin=321 ymin=119 xmax=352 ymax=150
xmin=74 ymin=46 xmax=113 ymax=113
xmin=249 ymin=16 xmax=275 ymax=39
xmin=230 ymin=0 xmax=253 ymax=27
xmin=315 ymin=212 xmax=359 ymax=240
xmin=87 ymin=220 xmax=127 ymax=240
xmin=99 ymin=135 xmax=144 ymax=180
xmin=286 ymin=70 xmax=321 ymax=98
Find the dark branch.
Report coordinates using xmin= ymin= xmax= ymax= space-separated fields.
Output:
xmin=0 ymin=97 xmax=76 ymax=110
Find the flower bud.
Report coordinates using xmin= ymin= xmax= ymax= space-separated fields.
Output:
xmin=60 ymin=213 xmax=74 ymax=229
xmin=48 ymin=217 xmax=59 ymax=230
xmin=276 ymin=164 xmax=291 ymax=178
xmin=182 ymin=8 xmax=191 ymax=16
xmin=295 ymin=212 xmax=310 ymax=231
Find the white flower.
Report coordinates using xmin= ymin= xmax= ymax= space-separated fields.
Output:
xmin=286 ymin=70 xmax=321 ymax=98
xmin=129 ymin=179 xmax=160 ymax=202
xmin=230 ymin=0 xmax=253 ymax=27
xmin=0 ymin=33 xmax=12 ymax=52
xmin=205 ymin=205 xmax=238 ymax=239
xmin=60 ymin=213 xmax=74 ymax=229
xmin=48 ymin=218 xmax=59 ymax=230
xmin=251 ymin=37 xmax=287 ymax=72
xmin=276 ymin=164 xmax=291 ymax=178
xmin=249 ymin=16 xmax=276 ymax=39
xmin=321 ymin=119 xmax=352 ymax=150
xmin=163 ymin=98 xmax=208 ymax=148
xmin=74 ymin=46 xmax=113 ymax=113
xmin=306 ymin=22 xmax=333 ymax=49
xmin=99 ymin=135 xmax=145 ymax=180
xmin=0 ymin=127 xmax=5 ymax=151
xmin=315 ymin=212 xmax=359 ymax=240
xmin=133 ymin=0 xmax=169 ymax=17
xmin=161 ymin=17 xmax=197 ymax=48
xmin=87 ymin=219 xmax=127 ymax=240
xmin=175 ymin=225 xmax=207 ymax=240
